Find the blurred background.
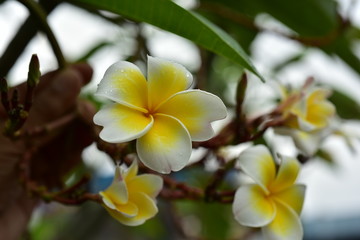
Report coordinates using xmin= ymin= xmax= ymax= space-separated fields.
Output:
xmin=1 ymin=0 xmax=360 ymax=239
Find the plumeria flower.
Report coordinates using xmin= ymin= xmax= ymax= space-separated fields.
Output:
xmin=100 ymin=161 xmax=163 ymax=226
xmin=232 ymin=145 xmax=306 ymax=240
xmin=280 ymin=82 xmax=335 ymax=132
xmin=94 ymin=56 xmax=227 ymax=173
xmin=274 ymin=127 xmax=325 ymax=156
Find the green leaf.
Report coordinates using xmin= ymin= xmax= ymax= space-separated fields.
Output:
xmin=322 ymin=34 xmax=360 ymax=76
xmin=255 ymin=0 xmax=338 ymax=37
xmin=316 ymin=149 xmax=336 ymax=166
xmin=196 ymin=6 xmax=259 ymax=53
xmin=329 ymin=90 xmax=360 ymax=120
xmin=201 ymin=0 xmax=338 ymax=37
xmin=72 ymin=0 xmax=263 ymax=81
xmin=273 ymin=50 xmax=308 ymax=73
xmin=176 ymin=201 xmax=233 ymax=240
xmin=74 ymin=41 xmax=113 ymax=63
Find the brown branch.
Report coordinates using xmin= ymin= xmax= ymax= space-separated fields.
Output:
xmin=161 ymin=176 xmax=204 ymax=201
xmin=54 ymin=175 xmax=91 ymax=196
xmin=160 ymin=172 xmax=237 ymax=203
xmin=20 ymin=111 xmax=78 ymax=138
xmin=191 ymin=158 xmax=238 ymax=204
xmin=46 ymin=193 xmax=102 ymax=205
xmin=18 ymin=146 xmax=102 ymax=206
xmin=193 ymin=120 xmax=237 ymax=149
xmin=0 ymin=77 xmax=10 ymax=113
xmin=2 ymin=55 xmax=41 ymax=138
xmin=95 ymin=137 xmax=130 ymax=164
xmin=204 ymin=164 xmax=226 ymax=199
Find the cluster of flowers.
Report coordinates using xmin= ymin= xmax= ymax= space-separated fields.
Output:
xmin=94 ymin=56 xmax=336 ymax=240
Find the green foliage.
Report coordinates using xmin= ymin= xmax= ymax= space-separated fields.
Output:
xmin=207 ymin=56 xmax=244 ymax=103
xmin=73 ymin=0 xmax=263 ymax=81
xmin=329 ymin=90 xmax=360 ymax=120
xmin=273 ymin=50 xmax=308 ymax=73
xmin=27 ymin=54 xmax=41 ymax=87
xmin=176 ymin=200 xmax=233 ymax=240
xmin=74 ymin=41 xmax=113 ymax=63
xmin=251 ymin=0 xmax=338 ymax=37
xmin=316 ymin=149 xmax=336 ymax=166
xmin=128 ymin=214 xmax=166 ymax=239
xmin=202 ymin=0 xmax=338 ymax=37
xmin=323 ymin=35 xmax=360 ymax=76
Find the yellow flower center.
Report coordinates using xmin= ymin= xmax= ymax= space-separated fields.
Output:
xmin=143 ymin=108 xmax=158 ymax=118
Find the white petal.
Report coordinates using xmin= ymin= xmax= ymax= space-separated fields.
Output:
xmin=273 ymin=127 xmax=321 ymax=156
xmin=100 ymin=166 xmax=128 ymax=206
xmin=94 ymin=103 xmax=153 ymax=143
xmin=127 ymin=192 xmax=159 ymax=226
xmin=237 ymin=145 xmax=276 ymax=191
xmin=262 ymin=201 xmax=303 ymax=240
xmin=123 ymin=160 xmax=139 ymax=182
xmin=128 ymin=174 xmax=163 ymax=198
xmin=96 ymin=61 xmax=148 ymax=111
xmin=147 ymin=56 xmax=193 ymax=110
xmin=233 ymin=184 xmax=276 ymax=227
xmin=157 ymin=90 xmax=227 ymax=141
xmin=297 ymin=117 xmax=317 ymax=132
xmin=137 ymin=114 xmax=192 ymax=174
xmin=270 ymin=156 xmax=300 ymax=192
xmin=273 ymin=184 xmax=306 ymax=215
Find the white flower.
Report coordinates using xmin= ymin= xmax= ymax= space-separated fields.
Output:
xmin=94 ymin=56 xmax=227 ymax=173
xmin=100 ymin=161 xmax=163 ymax=226
xmin=233 ymin=145 xmax=306 ymax=240
xmin=282 ymin=87 xmax=335 ymax=132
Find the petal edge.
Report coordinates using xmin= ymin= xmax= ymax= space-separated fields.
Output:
xmin=96 ymin=61 xmax=148 ymax=111
xmin=157 ymin=90 xmax=227 ymax=141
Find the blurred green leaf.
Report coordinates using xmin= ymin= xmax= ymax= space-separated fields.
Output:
xmin=176 ymin=201 xmax=233 ymax=240
xmin=316 ymin=149 xmax=336 ymax=166
xmin=329 ymin=90 xmax=360 ymax=120
xmin=273 ymin=50 xmax=308 ymax=73
xmin=197 ymin=6 xmax=258 ymax=53
xmin=73 ymin=0 xmax=263 ymax=81
xmin=128 ymin=214 xmax=166 ymax=239
xmin=201 ymin=0 xmax=338 ymax=37
xmin=323 ymin=34 xmax=360 ymax=76
xmin=80 ymin=92 xmax=103 ymax=110
xmin=207 ymin=56 xmax=244 ymax=103
xmin=345 ymin=26 xmax=360 ymax=40
xmin=74 ymin=41 xmax=112 ymax=63
xmin=254 ymin=0 xmax=338 ymax=37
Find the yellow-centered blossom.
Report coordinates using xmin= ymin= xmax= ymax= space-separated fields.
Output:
xmin=281 ymin=85 xmax=335 ymax=132
xmin=94 ymin=56 xmax=227 ymax=173
xmin=100 ymin=161 xmax=163 ymax=226
xmin=232 ymin=145 xmax=306 ymax=240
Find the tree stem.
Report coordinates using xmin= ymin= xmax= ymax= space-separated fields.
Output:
xmin=18 ymin=0 xmax=66 ymax=69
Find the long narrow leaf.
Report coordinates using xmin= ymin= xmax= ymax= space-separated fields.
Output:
xmin=73 ymin=0 xmax=264 ymax=81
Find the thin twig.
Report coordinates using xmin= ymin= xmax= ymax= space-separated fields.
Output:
xmin=18 ymin=0 xmax=66 ymax=69
xmin=20 ymin=111 xmax=78 ymax=138
xmin=18 ymin=147 xmax=102 ymax=205
xmin=0 ymin=77 xmax=10 ymax=113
